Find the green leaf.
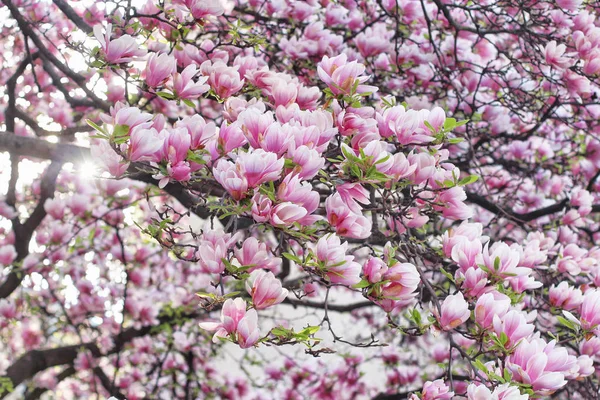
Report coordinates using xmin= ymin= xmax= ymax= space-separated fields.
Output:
xmin=443 ymin=117 xmax=457 ymax=130
xmin=411 ymin=309 xmax=422 ymax=325
xmin=423 ymin=120 xmax=436 ymax=133
xmin=156 ymin=91 xmax=176 ymax=100
xmin=494 ymin=256 xmax=501 ymax=271
xmin=299 ymin=326 xmax=320 ymax=336
xmin=271 ymin=327 xmax=292 ymax=337
xmin=503 ymin=368 xmax=512 ymax=382
xmin=86 ymin=119 xmax=106 ymax=135
xmin=112 ymin=124 xmax=130 ymax=139
xmin=353 ymin=279 xmax=371 ymax=289
xmin=282 ymin=252 xmax=301 ymax=263
xmin=458 ymin=175 xmax=479 ymax=186
xmin=341 ymin=145 xmax=361 ymax=163
xmin=557 ymin=315 xmax=576 ymax=331
xmin=182 ymin=98 xmax=195 ymax=108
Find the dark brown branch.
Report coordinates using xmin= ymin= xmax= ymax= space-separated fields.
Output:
xmin=52 ymin=0 xmax=93 ymax=34
xmin=466 ymin=191 xmax=572 ymax=223
xmin=0 ymin=161 xmax=62 ymax=299
xmin=284 ymin=298 xmax=374 ymax=313
xmin=93 ymin=366 xmax=126 ymax=399
xmin=1 ymin=309 xmax=200 ymax=398
xmin=3 ymin=0 xmax=110 ymax=111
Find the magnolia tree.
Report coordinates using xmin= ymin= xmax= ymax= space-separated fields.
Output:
xmin=2 ymin=0 xmax=600 ymax=398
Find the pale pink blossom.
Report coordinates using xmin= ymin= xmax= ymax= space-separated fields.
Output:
xmin=94 ymin=23 xmax=146 ymax=64
xmin=435 ymin=292 xmax=470 ymax=331
xmin=245 ymin=270 xmax=288 ymax=310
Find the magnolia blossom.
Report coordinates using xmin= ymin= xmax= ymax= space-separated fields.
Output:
xmin=492 ymin=310 xmax=535 ymax=348
xmin=580 ymin=289 xmax=600 ymax=332
xmin=506 ymin=337 xmax=570 ymax=395
xmin=235 ymin=237 xmax=281 ymax=272
xmin=94 ymin=24 xmax=146 ymax=64
xmin=317 ymin=54 xmax=378 ymax=96
xmin=0 ymin=246 xmax=17 ymax=267
xmin=245 ymin=270 xmax=288 ymax=310
xmin=315 ymin=234 xmax=361 ymax=286
xmin=325 ymin=192 xmax=372 ymax=239
xmin=90 ymin=140 xmax=129 ymax=177
xmin=436 ymin=292 xmax=470 ymax=331
xmin=183 ymin=0 xmax=224 ymax=20
xmin=199 ymin=298 xmax=260 ymax=349
xmin=145 ymin=52 xmax=176 ymax=87
xmin=169 ymin=64 xmax=210 ymax=100
xmin=418 ymin=379 xmax=454 ymax=400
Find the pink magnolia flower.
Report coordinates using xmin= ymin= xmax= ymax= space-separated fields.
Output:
xmin=492 ymin=310 xmax=535 ymax=348
xmin=363 ymin=257 xmax=388 ymax=284
xmin=239 ymin=108 xmax=274 ymax=149
xmin=549 ymin=282 xmax=583 ymax=311
xmin=506 ymin=337 xmax=568 ymax=395
xmin=277 ymin=174 xmax=320 ymax=224
xmin=474 ymin=292 xmax=511 ymax=330
xmin=235 ymin=237 xmax=281 ymax=272
xmin=68 ymin=194 xmax=89 ymax=218
xmin=336 ymin=182 xmax=370 ymax=214
xmin=196 ymin=230 xmax=239 ymax=274
xmin=44 ymin=198 xmax=65 ymax=220
xmin=250 ymin=193 xmax=273 ymax=223
xmin=555 ymin=0 xmax=583 ymax=11
xmin=216 ymin=121 xmax=247 ymax=155
xmin=580 ymin=289 xmax=600 ymax=332
xmin=176 ymin=115 xmax=216 ymax=150
xmin=99 ymin=102 xmax=153 ymax=132
xmin=451 ymin=237 xmax=482 ymax=272
xmin=315 ymin=234 xmax=361 ymax=286
xmin=388 ymin=152 xmax=417 ymax=181
xmin=420 ymin=379 xmax=454 ymax=400
xmin=159 ymin=128 xmax=191 ymax=165
xmin=379 ymin=262 xmax=420 ymax=300
xmin=408 ymin=152 xmax=436 ymax=184
xmin=466 ymin=383 xmax=529 ymax=400
xmin=270 ymin=202 xmax=307 ymax=226
xmin=94 ymin=23 xmax=146 ymax=64
xmin=183 ymin=0 xmax=224 ymax=20
xmin=213 ymin=159 xmax=248 ymax=201
xmin=236 ymin=149 xmax=284 ymax=188
xmin=544 ymin=41 xmax=572 ymax=70
xmin=0 ymin=199 xmax=17 ymax=219
xmin=169 ymin=64 xmax=210 ymax=100
xmin=245 ymin=270 xmax=288 ymax=310
xmin=327 ymin=258 xmax=362 ymax=286
xmin=436 ymin=292 xmax=470 ymax=331
xmin=325 ymin=192 xmax=372 ymax=239
xmin=268 ymin=79 xmax=298 ymax=108
xmin=458 ymin=267 xmax=489 ymax=298
xmin=203 ymin=61 xmax=245 ymax=99
xmin=90 ymin=140 xmax=129 ymax=177
xmin=287 ymin=145 xmax=324 ymax=180
xmin=145 ymin=52 xmax=176 ymax=87
xmin=259 ymin=123 xmax=293 ymax=156
xmin=199 ymin=298 xmax=260 ymax=349
xmin=317 ymin=54 xmax=378 ymax=96
xmin=0 ymin=245 xmax=17 ymax=267
xmin=437 ymin=187 xmax=473 ymax=220
xmin=481 ymin=242 xmax=528 ymax=279
xmin=128 ymin=127 xmax=164 ymax=162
